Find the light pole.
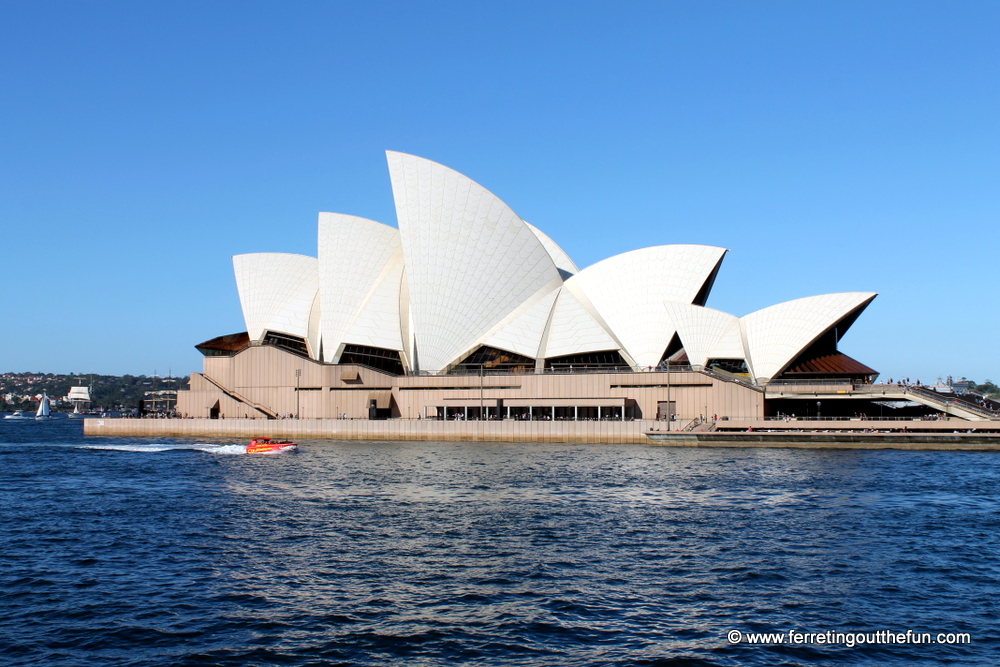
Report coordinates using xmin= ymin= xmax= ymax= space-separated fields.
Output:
xmin=480 ymin=363 xmax=484 ymax=421
xmin=295 ymin=369 xmax=301 ymax=419
xmin=816 ymin=400 xmax=821 ymax=420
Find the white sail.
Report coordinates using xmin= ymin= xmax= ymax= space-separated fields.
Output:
xmin=67 ymin=386 xmax=91 ymax=401
xmin=36 ymin=392 xmax=51 ymax=418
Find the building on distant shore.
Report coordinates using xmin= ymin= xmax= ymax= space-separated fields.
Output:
xmin=179 ymin=152 xmax=983 ymax=423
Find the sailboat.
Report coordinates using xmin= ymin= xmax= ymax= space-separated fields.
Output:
xmin=67 ymin=384 xmax=92 ymax=418
xmin=35 ymin=392 xmax=52 ymax=419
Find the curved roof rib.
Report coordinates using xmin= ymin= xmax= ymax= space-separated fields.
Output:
xmin=233 ymin=252 xmax=319 ymax=354
xmin=317 ymin=213 xmax=402 ymax=362
xmin=570 ymin=245 xmax=728 ymax=368
xmin=662 ymin=302 xmax=743 ymax=369
xmin=740 ymin=292 xmax=877 ymax=382
xmin=387 ymin=151 xmax=562 ymax=372
xmin=525 ymin=222 xmax=579 ymax=278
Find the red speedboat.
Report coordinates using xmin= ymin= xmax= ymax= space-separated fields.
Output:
xmin=246 ymin=437 xmax=298 ymax=454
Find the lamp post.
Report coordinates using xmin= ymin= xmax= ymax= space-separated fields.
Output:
xmin=816 ymin=400 xmax=821 ymax=420
xmin=295 ymin=369 xmax=301 ymax=419
xmin=666 ymin=362 xmax=670 ymax=425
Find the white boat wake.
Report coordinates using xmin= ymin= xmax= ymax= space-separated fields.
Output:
xmin=78 ymin=443 xmax=249 ymax=455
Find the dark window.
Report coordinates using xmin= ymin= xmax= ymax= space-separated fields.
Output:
xmin=658 ymin=333 xmax=691 ymax=368
xmin=453 ymin=346 xmax=535 ymax=374
xmin=262 ymin=332 xmax=309 ymax=357
xmin=340 ymin=345 xmax=405 ymax=376
xmin=544 ymin=350 xmax=630 ymax=371
xmin=707 ymin=359 xmax=749 ymax=374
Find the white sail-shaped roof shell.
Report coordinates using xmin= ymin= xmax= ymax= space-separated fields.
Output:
xmin=740 ymin=292 xmax=877 ymax=382
xmin=307 ymin=291 xmax=322 ymax=358
xmin=342 ymin=249 xmax=406 ymax=354
xmin=226 ymin=152 xmax=878 ymax=383
xmin=317 ymin=213 xmax=403 ymax=362
xmin=233 ymin=253 xmax=320 ymax=354
xmin=542 ymin=287 xmax=622 ymax=359
xmin=570 ymin=245 xmax=727 ymax=368
xmin=483 ymin=283 xmax=561 ymax=360
xmin=663 ymin=302 xmax=744 ymax=369
xmin=388 ymin=151 xmax=562 ymax=372
xmin=708 ymin=321 xmax=747 ymax=361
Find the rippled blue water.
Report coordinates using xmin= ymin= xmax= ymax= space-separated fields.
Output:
xmin=2 ymin=417 xmax=999 ymax=666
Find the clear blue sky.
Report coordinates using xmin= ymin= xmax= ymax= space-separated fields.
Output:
xmin=2 ymin=1 xmax=998 ymax=383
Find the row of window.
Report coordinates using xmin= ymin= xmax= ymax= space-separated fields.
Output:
xmin=427 ymin=405 xmax=631 ymax=421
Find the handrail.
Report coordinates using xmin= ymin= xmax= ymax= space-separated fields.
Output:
xmin=698 ymin=367 xmax=761 ymax=391
xmin=907 ymin=385 xmax=998 ymax=418
xmin=683 ymin=417 xmax=703 ymax=431
xmin=766 ymin=379 xmax=856 ymax=387
xmin=199 ymin=373 xmax=278 ymax=419
xmin=408 ymin=365 xmax=699 ymax=377
xmin=839 ymin=384 xmax=997 ymax=418
xmin=337 ymin=362 xmax=400 ymax=377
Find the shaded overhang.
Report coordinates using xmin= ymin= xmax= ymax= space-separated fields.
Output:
xmin=195 ymin=332 xmax=250 ymax=356
xmin=781 ymin=352 xmax=878 ymax=377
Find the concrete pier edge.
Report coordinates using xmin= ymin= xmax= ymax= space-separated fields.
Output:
xmin=83 ymin=418 xmax=1000 ymax=450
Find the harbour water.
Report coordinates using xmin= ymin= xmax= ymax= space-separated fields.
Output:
xmin=2 ymin=417 xmax=998 ymax=666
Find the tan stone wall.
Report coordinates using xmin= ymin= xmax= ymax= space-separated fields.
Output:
xmin=176 ymin=345 xmax=765 ymax=423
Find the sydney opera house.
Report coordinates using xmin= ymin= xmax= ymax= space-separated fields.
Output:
xmin=177 ymin=151 xmax=887 ymax=423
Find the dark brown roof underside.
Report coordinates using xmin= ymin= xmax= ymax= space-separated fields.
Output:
xmin=195 ymin=331 xmax=250 ymax=353
xmin=782 ymin=352 xmax=877 ymax=376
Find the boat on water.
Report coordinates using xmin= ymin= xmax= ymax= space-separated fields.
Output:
xmin=4 ymin=410 xmax=28 ymax=420
xmin=35 ymin=392 xmax=52 ymax=420
xmin=246 ymin=437 xmax=298 ymax=454
xmin=67 ymin=384 xmax=92 ymax=418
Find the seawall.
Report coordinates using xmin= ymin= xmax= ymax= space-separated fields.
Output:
xmin=83 ymin=417 xmax=662 ymax=444
xmin=83 ymin=417 xmax=1000 ymax=449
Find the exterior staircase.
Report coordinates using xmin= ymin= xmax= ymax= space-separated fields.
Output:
xmin=764 ymin=382 xmax=999 ymax=421
xmin=196 ymin=372 xmax=278 ymax=419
